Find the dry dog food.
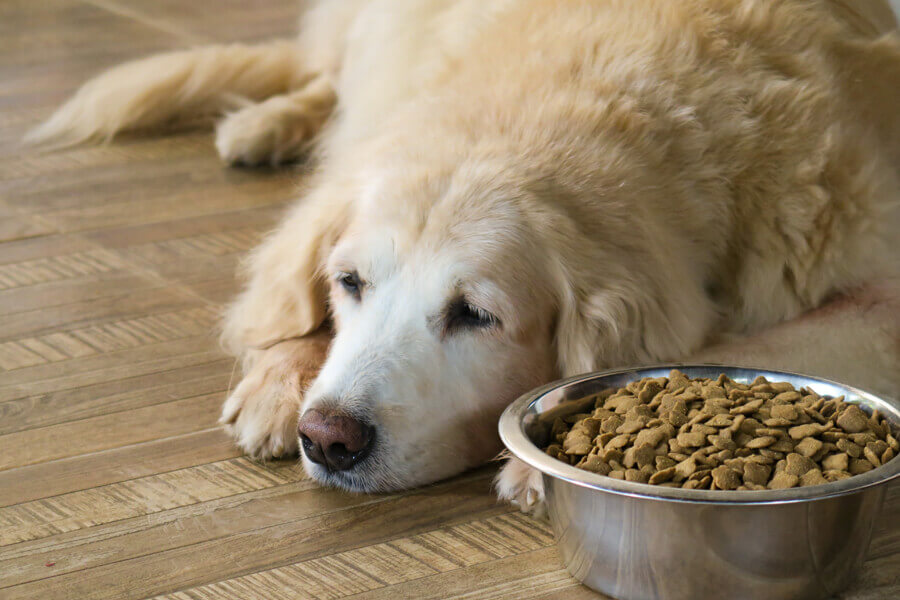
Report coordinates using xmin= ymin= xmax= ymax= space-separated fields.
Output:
xmin=541 ymin=370 xmax=898 ymax=490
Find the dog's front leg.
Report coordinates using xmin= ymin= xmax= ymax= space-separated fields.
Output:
xmin=220 ymin=328 xmax=331 ymax=459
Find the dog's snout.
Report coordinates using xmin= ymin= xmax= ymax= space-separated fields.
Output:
xmin=298 ymin=408 xmax=374 ymax=471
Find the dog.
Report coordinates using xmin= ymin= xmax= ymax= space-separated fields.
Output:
xmin=30 ymin=0 xmax=900 ymax=511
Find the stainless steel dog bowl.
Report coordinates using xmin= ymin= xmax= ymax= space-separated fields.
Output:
xmin=499 ymin=365 xmax=900 ymax=600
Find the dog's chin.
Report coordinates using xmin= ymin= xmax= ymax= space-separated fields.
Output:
xmin=300 ymin=450 xmax=410 ymax=493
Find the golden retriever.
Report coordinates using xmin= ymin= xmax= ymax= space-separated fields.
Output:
xmin=30 ymin=0 xmax=900 ymax=511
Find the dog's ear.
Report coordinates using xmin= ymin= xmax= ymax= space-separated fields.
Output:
xmin=221 ymin=186 xmax=353 ymax=355
xmin=552 ymin=249 xmax=717 ymax=377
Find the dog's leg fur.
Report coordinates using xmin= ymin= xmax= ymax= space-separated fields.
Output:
xmin=25 ymin=41 xmax=306 ymax=146
xmin=497 ymin=281 xmax=900 ymax=513
xmin=215 ymin=74 xmax=337 ymax=166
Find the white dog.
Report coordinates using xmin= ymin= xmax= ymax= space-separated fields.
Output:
xmin=32 ymin=0 xmax=900 ymax=511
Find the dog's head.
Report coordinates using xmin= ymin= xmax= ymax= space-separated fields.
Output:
xmin=223 ymin=119 xmax=716 ymax=491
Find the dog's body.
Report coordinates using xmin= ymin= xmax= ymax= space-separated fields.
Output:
xmin=33 ymin=0 xmax=900 ymax=509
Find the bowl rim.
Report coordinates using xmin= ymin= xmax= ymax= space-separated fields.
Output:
xmin=498 ymin=364 xmax=900 ymax=505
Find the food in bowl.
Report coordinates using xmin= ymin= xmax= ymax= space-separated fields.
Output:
xmin=540 ymin=370 xmax=898 ymax=490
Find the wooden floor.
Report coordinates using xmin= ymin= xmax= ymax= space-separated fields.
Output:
xmin=0 ymin=1 xmax=896 ymax=598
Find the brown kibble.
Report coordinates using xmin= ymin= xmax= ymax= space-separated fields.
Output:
xmin=849 ymin=459 xmax=874 ymax=475
xmin=743 ymin=462 xmax=771 ymax=485
xmin=863 ymin=443 xmax=883 ymax=467
xmin=649 ymin=467 xmax=676 ymax=484
xmin=625 ymin=468 xmax=649 ymax=483
xmin=543 ymin=372 xmax=896 ymax=490
xmin=794 ymin=437 xmax=823 ymax=458
xmin=732 ymin=398 xmax=765 ymax=414
xmin=836 ymin=438 xmax=862 ymax=458
xmin=769 ymin=438 xmax=795 ymax=453
xmin=769 ymin=382 xmax=795 ymax=394
xmin=617 ymin=419 xmax=647 ymax=434
xmin=773 ymin=391 xmax=802 ymax=403
xmin=709 ymin=435 xmax=737 ymax=451
xmin=607 ymin=434 xmax=631 ymax=449
xmin=756 ymin=428 xmax=787 ymax=438
xmin=633 ymin=444 xmax=657 ymax=469
xmin=887 ymin=434 xmax=899 ymax=452
xmin=601 ymin=414 xmax=624 ymax=433
xmin=634 ymin=426 xmax=668 ymax=449
xmin=799 ymin=468 xmax=828 ymax=487
xmin=823 ymin=470 xmax=852 ymax=482
xmin=577 ymin=454 xmax=611 ymax=474
xmin=677 ymin=431 xmax=707 ymax=447
xmin=821 ymin=453 xmax=849 ymax=472
xmin=785 ymin=453 xmax=817 ymax=476
xmin=599 ymin=446 xmax=620 ymax=460
xmin=770 ymin=404 xmax=799 ymax=420
xmin=705 ymin=414 xmax=734 ymax=428
xmin=563 ymin=431 xmax=593 ymax=455
xmin=768 ymin=472 xmax=799 ymax=489
xmin=692 ymin=424 xmax=719 ymax=436
xmin=745 ymin=436 xmax=777 ymax=449
xmin=788 ymin=423 xmax=828 ymax=440
xmin=836 ymin=405 xmax=870 ymax=433
xmin=848 ymin=433 xmax=876 ymax=447
xmin=711 ymin=465 xmax=741 ymax=490
xmin=655 ymin=455 xmax=677 ymax=470
xmin=674 ymin=456 xmax=698 ymax=479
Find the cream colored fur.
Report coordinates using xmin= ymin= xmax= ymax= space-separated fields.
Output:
xmin=32 ymin=1 xmax=900 ymax=508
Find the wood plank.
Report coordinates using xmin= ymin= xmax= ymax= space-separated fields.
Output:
xmin=95 ymin=0 xmax=300 ymax=44
xmin=0 ymin=211 xmax=56 ymax=244
xmin=0 ymin=478 xmax=359 ymax=587
xmin=0 ymin=391 xmax=225 ymax=470
xmin=0 ymin=305 xmax=219 ymax=371
xmin=1 ymin=472 xmax=510 ymax=600
xmin=0 ymin=233 xmax=96 ymax=266
xmin=82 ymin=206 xmax=280 ymax=249
xmin=0 ymin=456 xmax=303 ymax=547
xmin=0 ymin=357 xmax=232 ymax=434
xmin=154 ymin=514 xmax=556 ymax=600
xmin=0 ymin=335 xmax=226 ymax=401
xmin=0 ymin=284 xmax=201 ymax=342
xmin=38 ymin=178 xmax=296 ymax=233
xmin=0 ymin=428 xmax=240 ymax=507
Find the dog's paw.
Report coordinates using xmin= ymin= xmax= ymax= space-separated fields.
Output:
xmin=220 ymin=336 xmax=329 ymax=460
xmin=215 ymin=96 xmax=312 ymax=166
xmin=220 ymin=377 xmax=300 ymax=460
xmin=496 ymin=456 xmax=547 ymax=518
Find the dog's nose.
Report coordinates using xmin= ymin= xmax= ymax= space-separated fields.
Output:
xmin=297 ymin=408 xmax=374 ymax=471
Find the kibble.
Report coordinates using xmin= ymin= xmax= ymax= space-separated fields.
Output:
xmin=540 ymin=371 xmax=897 ymax=490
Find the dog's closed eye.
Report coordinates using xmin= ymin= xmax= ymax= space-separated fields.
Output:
xmin=337 ymin=271 xmax=363 ymax=299
xmin=444 ymin=297 xmax=500 ymax=334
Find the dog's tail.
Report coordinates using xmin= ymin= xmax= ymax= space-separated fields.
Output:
xmin=25 ymin=40 xmax=303 ymax=146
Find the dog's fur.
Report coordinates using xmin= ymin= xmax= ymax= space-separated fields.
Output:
xmin=32 ymin=0 xmax=900 ymax=510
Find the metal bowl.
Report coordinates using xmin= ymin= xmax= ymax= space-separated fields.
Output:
xmin=498 ymin=365 xmax=900 ymax=600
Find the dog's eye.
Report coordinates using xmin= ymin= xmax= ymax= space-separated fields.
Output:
xmin=445 ymin=298 xmax=499 ymax=333
xmin=337 ymin=271 xmax=362 ymax=298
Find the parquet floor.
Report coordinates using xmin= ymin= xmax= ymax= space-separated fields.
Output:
xmin=0 ymin=1 xmax=896 ymax=599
